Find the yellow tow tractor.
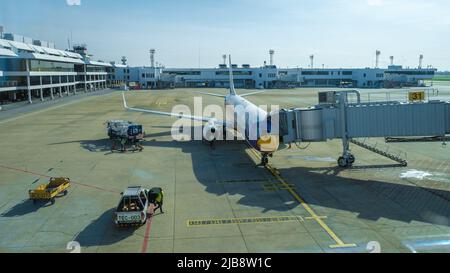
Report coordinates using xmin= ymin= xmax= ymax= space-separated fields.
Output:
xmin=29 ymin=177 xmax=71 ymax=205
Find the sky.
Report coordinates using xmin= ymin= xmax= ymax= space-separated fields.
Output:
xmin=0 ymin=0 xmax=449 ymax=70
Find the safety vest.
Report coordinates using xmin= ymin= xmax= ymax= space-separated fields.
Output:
xmin=155 ymin=191 xmax=163 ymax=203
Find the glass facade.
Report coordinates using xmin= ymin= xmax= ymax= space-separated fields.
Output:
xmin=86 ymin=65 xmax=106 ymax=73
xmin=165 ymin=71 xmax=201 ymax=76
xmin=30 ymin=60 xmax=75 ymax=72
xmin=302 ymin=71 xmax=330 ymax=76
xmin=215 ymin=71 xmax=253 ymax=76
xmin=0 ymin=59 xmax=26 ymax=71
xmin=385 ymin=70 xmax=435 ymax=75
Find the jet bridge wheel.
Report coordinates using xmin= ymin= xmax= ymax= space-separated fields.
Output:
xmin=338 ymin=155 xmax=355 ymax=168
xmin=348 ymin=154 xmax=355 ymax=164
xmin=338 ymin=157 xmax=348 ymax=168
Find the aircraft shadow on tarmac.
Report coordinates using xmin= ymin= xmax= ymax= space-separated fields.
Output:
xmin=48 ymin=128 xmax=450 ymax=228
xmin=139 ymin=131 xmax=450 ymax=228
xmin=74 ymin=208 xmax=136 ymax=247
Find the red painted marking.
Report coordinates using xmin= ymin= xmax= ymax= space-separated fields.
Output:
xmin=0 ymin=164 xmax=120 ymax=194
xmin=0 ymin=165 xmax=52 ymax=178
xmin=141 ymin=205 xmax=155 ymax=253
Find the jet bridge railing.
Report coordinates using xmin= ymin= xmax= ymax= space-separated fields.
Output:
xmin=362 ymin=88 xmax=441 ymax=104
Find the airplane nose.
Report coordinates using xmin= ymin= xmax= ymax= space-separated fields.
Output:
xmin=257 ymin=135 xmax=279 ymax=153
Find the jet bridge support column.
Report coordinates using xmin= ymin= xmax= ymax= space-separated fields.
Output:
xmin=337 ymin=92 xmax=355 ymax=168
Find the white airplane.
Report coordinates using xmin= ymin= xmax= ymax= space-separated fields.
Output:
xmin=122 ymin=55 xmax=280 ymax=165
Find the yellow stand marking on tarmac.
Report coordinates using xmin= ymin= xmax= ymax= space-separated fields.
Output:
xmin=187 ymin=215 xmax=305 ymax=227
xmin=217 ymin=178 xmax=274 ymax=184
xmin=261 ymin=182 xmax=296 ymax=192
xmin=278 ymin=183 xmax=296 ymax=191
xmin=246 ymin=147 xmax=357 ymax=249
xmin=262 ymin=183 xmax=278 ymax=192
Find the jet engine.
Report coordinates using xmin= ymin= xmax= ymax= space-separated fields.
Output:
xmin=203 ymin=121 xmax=220 ymax=142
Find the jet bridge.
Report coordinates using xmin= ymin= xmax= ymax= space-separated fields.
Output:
xmin=279 ymin=90 xmax=450 ymax=167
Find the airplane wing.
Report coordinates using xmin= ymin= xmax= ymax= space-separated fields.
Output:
xmin=197 ymin=90 xmax=267 ymax=98
xmin=122 ymin=93 xmax=228 ymax=126
xmin=196 ymin=91 xmax=227 ymax=98
xmin=240 ymin=90 xmax=267 ymax=97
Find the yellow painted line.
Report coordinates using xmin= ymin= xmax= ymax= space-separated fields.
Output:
xmin=246 ymin=146 xmax=357 ymax=249
xmin=187 ymin=215 xmax=304 ymax=227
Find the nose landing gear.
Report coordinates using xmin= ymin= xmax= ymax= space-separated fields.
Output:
xmin=260 ymin=153 xmax=273 ymax=166
xmin=261 ymin=154 xmax=269 ymax=166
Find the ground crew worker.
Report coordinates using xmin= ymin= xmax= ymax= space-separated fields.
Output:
xmin=154 ymin=188 xmax=164 ymax=214
xmin=120 ymin=137 xmax=127 ymax=152
xmin=132 ymin=134 xmax=144 ymax=152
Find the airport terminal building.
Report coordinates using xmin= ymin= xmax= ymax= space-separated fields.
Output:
xmin=0 ymin=32 xmax=111 ymax=104
xmin=111 ymin=64 xmax=436 ymax=90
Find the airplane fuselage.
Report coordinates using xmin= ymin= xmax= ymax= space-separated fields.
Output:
xmin=225 ymin=94 xmax=279 ymax=154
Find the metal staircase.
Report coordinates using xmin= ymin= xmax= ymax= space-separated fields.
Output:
xmin=350 ymin=138 xmax=408 ymax=166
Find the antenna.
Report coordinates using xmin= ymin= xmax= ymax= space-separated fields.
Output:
xmin=149 ymin=49 xmax=156 ymax=67
xmin=309 ymin=55 xmax=314 ymax=68
xmin=375 ymin=50 xmax=381 ymax=68
xmin=269 ymin=49 xmax=275 ymax=66
xmin=121 ymin=56 xmax=127 ymax=65
xmin=419 ymin=54 xmax=424 ymax=69
xmin=222 ymin=54 xmax=227 ymax=66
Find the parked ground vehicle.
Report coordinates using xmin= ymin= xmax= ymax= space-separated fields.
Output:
xmin=106 ymin=120 xmax=144 ymax=152
xmin=29 ymin=177 xmax=71 ymax=205
xmin=113 ymin=186 xmax=150 ymax=227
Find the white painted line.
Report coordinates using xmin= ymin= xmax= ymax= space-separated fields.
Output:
xmin=0 ymin=92 xmax=115 ymax=125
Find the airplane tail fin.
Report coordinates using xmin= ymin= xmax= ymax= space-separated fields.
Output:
xmin=122 ymin=92 xmax=129 ymax=109
xmin=228 ymin=55 xmax=237 ymax=96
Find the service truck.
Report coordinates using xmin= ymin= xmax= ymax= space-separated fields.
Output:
xmin=114 ymin=186 xmax=150 ymax=226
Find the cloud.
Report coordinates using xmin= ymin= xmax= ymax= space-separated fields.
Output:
xmin=66 ymin=0 xmax=81 ymax=6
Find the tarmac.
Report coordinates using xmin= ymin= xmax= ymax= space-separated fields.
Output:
xmin=0 ymin=86 xmax=449 ymax=253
